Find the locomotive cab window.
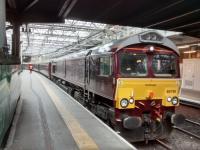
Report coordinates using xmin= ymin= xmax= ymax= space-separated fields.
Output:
xmin=99 ymin=56 xmax=112 ymax=76
xmin=152 ymin=54 xmax=177 ymax=77
xmin=120 ymin=53 xmax=147 ymax=77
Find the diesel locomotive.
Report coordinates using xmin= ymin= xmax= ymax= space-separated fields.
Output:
xmin=34 ymin=31 xmax=185 ymax=142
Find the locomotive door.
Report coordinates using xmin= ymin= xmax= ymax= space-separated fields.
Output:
xmin=85 ymin=57 xmax=90 ymax=88
xmin=84 ymin=51 xmax=92 ymax=100
xmin=48 ymin=62 xmax=51 ymax=79
xmin=84 ymin=50 xmax=92 ymax=90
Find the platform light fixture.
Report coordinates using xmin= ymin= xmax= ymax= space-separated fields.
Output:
xmin=177 ymin=45 xmax=190 ymax=49
xmin=183 ymin=50 xmax=196 ymax=54
xmin=178 ymin=43 xmax=200 ymax=49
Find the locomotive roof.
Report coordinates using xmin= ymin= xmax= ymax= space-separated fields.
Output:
xmin=55 ymin=31 xmax=179 ymax=61
xmin=90 ymin=31 xmax=179 ymax=55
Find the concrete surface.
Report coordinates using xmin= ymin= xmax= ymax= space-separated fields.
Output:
xmin=5 ymin=70 xmax=136 ymax=150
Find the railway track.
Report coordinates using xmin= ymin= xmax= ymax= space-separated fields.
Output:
xmin=132 ymin=118 xmax=200 ymax=150
xmin=173 ymin=126 xmax=200 ymax=140
xmin=155 ymin=139 xmax=172 ymax=150
xmin=185 ymin=119 xmax=200 ymax=126
xmin=173 ymin=118 xmax=200 ymax=140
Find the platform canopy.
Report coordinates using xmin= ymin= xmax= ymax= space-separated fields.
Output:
xmin=6 ymin=20 xmax=181 ymax=61
xmin=6 ymin=0 xmax=200 ymax=38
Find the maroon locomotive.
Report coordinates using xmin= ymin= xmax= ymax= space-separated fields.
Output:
xmin=34 ymin=31 xmax=185 ymax=142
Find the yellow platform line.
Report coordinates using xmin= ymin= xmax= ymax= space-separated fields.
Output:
xmin=36 ymin=74 xmax=99 ymax=150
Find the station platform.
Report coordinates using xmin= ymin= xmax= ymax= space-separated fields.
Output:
xmin=179 ymin=88 xmax=200 ymax=108
xmin=5 ymin=70 xmax=136 ymax=150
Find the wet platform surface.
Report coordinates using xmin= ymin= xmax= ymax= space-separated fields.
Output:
xmin=6 ymin=71 xmax=135 ymax=150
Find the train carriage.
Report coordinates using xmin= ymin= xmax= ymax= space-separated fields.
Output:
xmin=33 ymin=63 xmax=51 ymax=78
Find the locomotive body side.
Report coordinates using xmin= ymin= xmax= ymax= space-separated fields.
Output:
xmin=52 ymin=54 xmax=115 ymax=104
xmin=87 ymin=54 xmax=114 ymax=100
xmin=52 ymin=57 xmax=85 ymax=88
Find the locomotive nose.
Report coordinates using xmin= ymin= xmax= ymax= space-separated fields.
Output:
xmin=123 ymin=116 xmax=142 ymax=130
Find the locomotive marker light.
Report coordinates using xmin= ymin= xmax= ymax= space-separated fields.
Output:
xmin=167 ymin=97 xmax=172 ymax=102
xmin=120 ymin=98 xmax=129 ymax=108
xmin=129 ymin=98 xmax=134 ymax=104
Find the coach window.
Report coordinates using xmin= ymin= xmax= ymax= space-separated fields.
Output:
xmin=99 ymin=56 xmax=112 ymax=76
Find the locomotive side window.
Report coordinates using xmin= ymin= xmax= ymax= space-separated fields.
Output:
xmin=152 ymin=54 xmax=177 ymax=77
xmin=99 ymin=56 xmax=112 ymax=76
xmin=120 ymin=53 xmax=147 ymax=77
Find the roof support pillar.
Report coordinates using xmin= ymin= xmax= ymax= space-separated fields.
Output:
xmin=12 ymin=23 xmax=20 ymax=57
xmin=0 ymin=0 xmax=6 ymax=50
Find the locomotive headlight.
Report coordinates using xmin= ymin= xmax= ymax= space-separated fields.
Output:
xmin=171 ymin=97 xmax=179 ymax=105
xmin=129 ymin=98 xmax=134 ymax=104
xmin=167 ymin=97 xmax=172 ymax=102
xmin=120 ymin=98 xmax=129 ymax=108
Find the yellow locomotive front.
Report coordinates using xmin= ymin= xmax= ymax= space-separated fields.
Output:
xmin=113 ymin=32 xmax=185 ymax=142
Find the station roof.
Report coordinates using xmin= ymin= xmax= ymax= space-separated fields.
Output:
xmin=6 ymin=0 xmax=200 ymax=38
xmin=7 ymin=21 xmax=179 ymax=59
xmin=169 ymin=35 xmax=200 ymax=46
